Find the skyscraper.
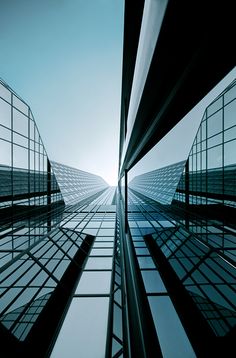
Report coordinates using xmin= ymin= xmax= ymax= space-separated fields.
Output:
xmin=117 ymin=1 xmax=235 ymax=356
xmin=121 ymin=80 xmax=236 ymax=357
xmin=1 ymin=1 xmax=236 ymax=357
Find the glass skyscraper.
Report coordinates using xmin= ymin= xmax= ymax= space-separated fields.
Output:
xmin=0 ymin=80 xmax=118 ymax=357
xmin=0 ymin=1 xmax=236 ymax=357
xmin=121 ymin=80 xmax=236 ymax=357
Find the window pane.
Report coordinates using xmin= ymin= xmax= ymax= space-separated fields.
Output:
xmin=100 ymin=221 xmax=115 ymax=228
xmin=76 ymin=271 xmax=111 ymax=294
xmin=141 ymin=270 xmax=167 ymax=293
xmin=0 ymin=84 xmax=11 ymax=102
xmin=93 ymin=242 xmax=114 ymax=248
xmin=13 ymin=95 xmax=28 ymax=115
xmin=207 ymin=110 xmax=222 ymax=137
xmin=13 ymin=109 xmax=28 ymax=136
xmin=51 ymin=297 xmax=109 ymax=358
xmin=208 ymin=133 xmax=222 ymax=149
xmin=97 ymin=228 xmax=115 ymax=236
xmin=207 ymin=145 xmax=222 ymax=169
xmin=207 ymin=97 xmax=222 ymax=116
xmin=0 ymin=125 xmax=11 ymax=141
xmin=0 ymin=139 xmax=11 ymax=166
xmin=85 ymin=257 xmax=112 ymax=270
xmin=83 ymin=228 xmax=98 ymax=236
xmin=13 ymin=144 xmax=28 ymax=169
xmin=137 ymin=256 xmax=155 ymax=269
xmin=148 ymin=296 xmax=195 ymax=358
xmin=224 ymin=126 xmax=236 ymax=142
xmin=0 ymin=99 xmax=11 ymax=128
xmin=90 ymin=248 xmax=113 ymax=256
xmin=135 ymin=247 xmax=150 ymax=255
xmin=224 ymin=84 xmax=236 ymax=105
xmin=224 ymin=140 xmax=236 ymax=166
xmin=13 ymin=132 xmax=28 ymax=147
xmin=224 ymin=99 xmax=236 ymax=130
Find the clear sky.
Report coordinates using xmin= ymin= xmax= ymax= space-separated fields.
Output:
xmin=0 ymin=0 xmax=124 ymax=185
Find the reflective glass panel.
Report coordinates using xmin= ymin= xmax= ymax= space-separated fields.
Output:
xmin=148 ymin=296 xmax=195 ymax=358
xmin=85 ymin=257 xmax=113 ymax=270
xmin=141 ymin=270 xmax=167 ymax=293
xmin=51 ymin=297 xmax=109 ymax=358
xmin=76 ymin=271 xmax=111 ymax=294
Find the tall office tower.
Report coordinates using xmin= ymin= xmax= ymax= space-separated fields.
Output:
xmin=118 ymin=1 xmax=235 ymax=357
xmin=0 ymin=80 xmax=118 ymax=357
xmin=120 ymin=80 xmax=236 ymax=357
xmin=1 ymin=1 xmax=236 ymax=357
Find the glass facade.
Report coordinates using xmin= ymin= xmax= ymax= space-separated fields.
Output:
xmin=51 ymin=188 xmax=119 ymax=358
xmin=174 ymin=79 xmax=236 ymax=209
xmin=0 ymin=33 xmax=236 ymax=358
xmin=129 ymin=160 xmax=186 ymax=205
xmin=117 ymin=79 xmax=236 ymax=357
xmin=0 ymin=79 xmax=121 ymax=357
xmin=0 ymin=79 xmax=64 ymax=219
xmin=1 ymin=76 xmax=236 ymax=357
xmin=51 ymin=161 xmax=109 ymax=206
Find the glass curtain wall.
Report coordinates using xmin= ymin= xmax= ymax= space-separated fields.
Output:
xmin=0 ymin=79 xmax=121 ymax=357
xmin=118 ymin=79 xmax=236 ymax=356
xmin=0 ymin=79 xmax=64 ymax=219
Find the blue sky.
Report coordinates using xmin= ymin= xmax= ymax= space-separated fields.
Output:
xmin=0 ymin=0 xmax=124 ymax=185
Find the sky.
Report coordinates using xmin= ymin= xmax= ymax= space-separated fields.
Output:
xmin=0 ymin=0 xmax=124 ymax=185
